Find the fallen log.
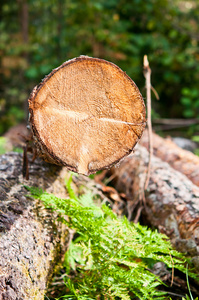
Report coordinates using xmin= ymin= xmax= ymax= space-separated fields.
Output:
xmin=140 ymin=131 xmax=199 ymax=186
xmin=111 ymin=145 xmax=199 ymax=271
xmin=0 ymin=152 xmax=69 ymax=300
xmin=1 ymin=146 xmax=199 ymax=299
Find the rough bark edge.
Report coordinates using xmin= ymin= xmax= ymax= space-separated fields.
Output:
xmin=111 ymin=145 xmax=199 ymax=271
xmin=140 ymin=131 xmax=199 ymax=186
xmin=0 ymin=152 xmax=69 ymax=300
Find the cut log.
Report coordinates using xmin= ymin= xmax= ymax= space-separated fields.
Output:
xmin=140 ymin=131 xmax=199 ymax=186
xmin=1 ymin=142 xmax=199 ymax=298
xmin=0 ymin=152 xmax=69 ymax=300
xmin=111 ymin=145 xmax=199 ymax=270
xmin=28 ymin=56 xmax=146 ymax=176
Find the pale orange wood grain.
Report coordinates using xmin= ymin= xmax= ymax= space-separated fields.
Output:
xmin=29 ymin=56 xmax=146 ymax=175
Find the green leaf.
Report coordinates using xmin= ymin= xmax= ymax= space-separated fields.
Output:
xmin=181 ymin=97 xmax=192 ymax=106
xmin=183 ymin=109 xmax=194 ymax=118
xmin=192 ymin=136 xmax=199 ymax=142
xmin=25 ymin=67 xmax=39 ymax=79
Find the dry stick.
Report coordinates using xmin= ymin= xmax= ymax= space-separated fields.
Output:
xmin=133 ymin=56 xmax=153 ymax=220
xmin=151 ymin=85 xmax=159 ymax=100
xmin=143 ymin=55 xmax=153 ymax=191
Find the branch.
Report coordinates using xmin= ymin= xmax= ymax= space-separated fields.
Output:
xmin=143 ymin=55 xmax=153 ymax=191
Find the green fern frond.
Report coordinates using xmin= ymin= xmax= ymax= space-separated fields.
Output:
xmin=26 ymin=184 xmax=198 ymax=300
xmin=65 ymin=175 xmax=78 ymax=201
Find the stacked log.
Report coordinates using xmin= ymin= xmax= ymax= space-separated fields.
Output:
xmin=140 ymin=131 xmax=199 ymax=186
xmin=111 ymin=142 xmax=199 ymax=271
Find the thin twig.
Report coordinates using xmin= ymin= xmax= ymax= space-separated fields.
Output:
xmin=143 ymin=55 xmax=153 ymax=191
xmin=158 ymin=290 xmax=184 ymax=298
xmin=133 ymin=206 xmax=143 ymax=223
xmin=151 ymin=85 xmax=159 ymax=100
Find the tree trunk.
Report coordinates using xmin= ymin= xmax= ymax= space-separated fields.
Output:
xmin=111 ymin=145 xmax=199 ymax=271
xmin=0 ymin=152 xmax=69 ymax=300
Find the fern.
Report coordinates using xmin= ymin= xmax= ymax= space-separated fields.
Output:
xmin=25 ymin=180 xmax=197 ymax=300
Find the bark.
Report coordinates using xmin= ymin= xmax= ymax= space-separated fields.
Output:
xmin=0 ymin=152 xmax=69 ymax=300
xmin=111 ymin=145 xmax=199 ymax=271
xmin=140 ymin=131 xmax=199 ymax=186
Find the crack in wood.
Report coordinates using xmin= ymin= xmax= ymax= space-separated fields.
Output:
xmin=39 ymin=107 xmax=145 ymax=127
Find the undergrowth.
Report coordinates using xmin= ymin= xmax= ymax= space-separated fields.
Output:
xmin=26 ymin=176 xmax=197 ymax=300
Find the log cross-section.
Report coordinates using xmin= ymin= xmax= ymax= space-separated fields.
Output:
xmin=28 ymin=56 xmax=146 ymax=175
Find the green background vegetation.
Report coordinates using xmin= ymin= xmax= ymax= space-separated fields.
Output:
xmin=1 ymin=0 xmax=199 ymax=135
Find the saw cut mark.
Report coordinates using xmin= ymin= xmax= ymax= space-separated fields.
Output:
xmin=45 ymin=83 xmax=56 ymax=99
xmin=42 ymin=106 xmax=145 ymax=127
xmin=99 ymin=117 xmax=145 ymax=126
xmin=44 ymin=107 xmax=90 ymax=122
xmin=45 ymin=81 xmax=61 ymax=102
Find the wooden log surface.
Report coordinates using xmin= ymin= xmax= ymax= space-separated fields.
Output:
xmin=2 ymin=125 xmax=199 ymax=298
xmin=111 ymin=145 xmax=199 ymax=271
xmin=0 ymin=152 xmax=69 ymax=300
xmin=140 ymin=131 xmax=199 ymax=186
xmin=28 ymin=56 xmax=146 ymax=175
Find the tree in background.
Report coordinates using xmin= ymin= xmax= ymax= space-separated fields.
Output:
xmin=1 ymin=0 xmax=199 ymax=134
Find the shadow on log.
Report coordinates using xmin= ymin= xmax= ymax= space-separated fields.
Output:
xmin=0 ymin=152 xmax=69 ymax=300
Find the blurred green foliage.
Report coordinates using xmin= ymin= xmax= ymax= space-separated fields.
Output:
xmin=0 ymin=136 xmax=22 ymax=154
xmin=0 ymin=137 xmax=7 ymax=155
xmin=181 ymin=88 xmax=199 ymax=118
xmin=1 ymin=0 xmax=199 ymax=135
